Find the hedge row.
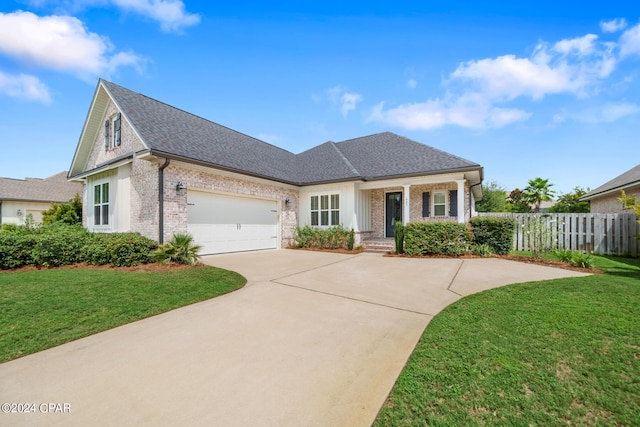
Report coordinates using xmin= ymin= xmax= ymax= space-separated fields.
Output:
xmin=0 ymin=223 xmax=158 ymax=269
xmin=294 ymin=225 xmax=355 ymax=250
xmin=402 ymin=217 xmax=516 ymax=256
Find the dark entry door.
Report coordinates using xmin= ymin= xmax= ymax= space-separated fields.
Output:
xmin=386 ymin=192 xmax=403 ymax=237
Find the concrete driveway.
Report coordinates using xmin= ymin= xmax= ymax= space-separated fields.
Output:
xmin=0 ymin=250 xmax=589 ymax=426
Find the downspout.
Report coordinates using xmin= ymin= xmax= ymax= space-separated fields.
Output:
xmin=469 ymin=182 xmax=482 ymax=219
xmin=158 ymin=158 xmax=171 ymax=244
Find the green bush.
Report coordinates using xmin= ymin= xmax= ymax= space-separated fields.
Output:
xmin=293 ymin=225 xmax=354 ymax=250
xmin=103 ymin=233 xmax=158 ymax=267
xmin=404 ymin=222 xmax=473 ymax=256
xmin=394 ymin=220 xmax=404 ymax=254
xmin=153 ymin=233 xmax=200 ymax=265
xmin=0 ymin=233 xmax=38 ymax=269
xmin=469 ymin=216 xmax=516 ymax=255
xmin=31 ymin=224 xmax=91 ymax=267
xmin=472 ymin=243 xmax=493 ymax=257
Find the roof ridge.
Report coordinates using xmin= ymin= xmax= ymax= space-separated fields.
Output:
xmin=101 ymin=80 xmax=295 ymax=156
xmin=328 ymin=142 xmax=361 ymax=177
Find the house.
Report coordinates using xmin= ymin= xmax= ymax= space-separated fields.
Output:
xmin=0 ymin=172 xmax=82 ymax=225
xmin=580 ymin=164 xmax=640 ymax=213
xmin=68 ymin=79 xmax=483 ymax=255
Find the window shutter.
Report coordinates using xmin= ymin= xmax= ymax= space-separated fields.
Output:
xmin=115 ymin=113 xmax=121 ymax=146
xmin=104 ymin=120 xmax=110 ymax=151
xmin=449 ymin=190 xmax=458 ymax=217
xmin=422 ymin=192 xmax=430 ymax=217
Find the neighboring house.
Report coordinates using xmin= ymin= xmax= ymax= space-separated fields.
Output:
xmin=0 ymin=172 xmax=83 ymax=225
xmin=68 ymin=79 xmax=483 ymax=255
xmin=580 ymin=164 xmax=640 ymax=213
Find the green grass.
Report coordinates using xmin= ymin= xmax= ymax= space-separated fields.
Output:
xmin=375 ymin=255 xmax=640 ymax=426
xmin=0 ymin=266 xmax=246 ymax=362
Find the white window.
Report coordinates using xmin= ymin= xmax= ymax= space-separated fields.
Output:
xmin=310 ymin=193 xmax=340 ymax=226
xmin=93 ymin=181 xmax=110 ymax=227
xmin=433 ymin=192 xmax=446 ymax=217
xmin=113 ymin=113 xmax=121 ymax=147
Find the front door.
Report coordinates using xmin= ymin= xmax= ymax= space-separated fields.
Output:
xmin=385 ymin=192 xmax=403 ymax=237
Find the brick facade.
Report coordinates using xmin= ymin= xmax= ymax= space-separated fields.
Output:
xmin=370 ymin=182 xmax=472 ymax=239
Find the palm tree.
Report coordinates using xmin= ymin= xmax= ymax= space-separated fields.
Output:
xmin=524 ymin=177 xmax=555 ymax=213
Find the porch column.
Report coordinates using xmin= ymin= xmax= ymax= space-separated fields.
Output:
xmin=403 ymin=185 xmax=411 ymax=224
xmin=456 ymin=180 xmax=465 ymax=223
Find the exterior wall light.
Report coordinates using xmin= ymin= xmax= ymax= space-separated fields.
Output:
xmin=285 ymin=198 xmax=291 ymax=206
xmin=17 ymin=209 xmax=23 ymax=216
xmin=176 ymin=182 xmax=187 ymax=192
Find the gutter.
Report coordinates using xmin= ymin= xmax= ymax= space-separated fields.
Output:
xmin=158 ymin=158 xmax=171 ymax=244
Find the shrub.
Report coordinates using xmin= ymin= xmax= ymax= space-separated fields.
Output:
xmin=404 ymin=222 xmax=473 ymax=256
xmin=394 ymin=220 xmax=404 ymax=254
xmin=570 ymin=252 xmax=593 ymax=269
xmin=347 ymin=228 xmax=355 ymax=251
xmin=153 ymin=233 xmax=201 ymax=265
xmin=472 ymin=243 xmax=493 ymax=257
xmin=0 ymin=233 xmax=38 ymax=269
xmin=293 ymin=225 xmax=354 ymax=250
xmin=469 ymin=217 xmax=516 ymax=255
xmin=554 ymin=249 xmax=575 ymax=263
xmin=105 ymin=233 xmax=159 ymax=267
xmin=31 ymin=224 xmax=91 ymax=267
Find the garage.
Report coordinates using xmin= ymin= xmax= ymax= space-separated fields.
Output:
xmin=187 ymin=190 xmax=278 ymax=255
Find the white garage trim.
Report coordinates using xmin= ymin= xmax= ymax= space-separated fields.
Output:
xmin=187 ymin=190 xmax=279 ymax=255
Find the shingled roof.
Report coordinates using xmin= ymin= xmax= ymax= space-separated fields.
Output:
xmin=89 ymin=80 xmax=482 ymax=185
xmin=581 ymin=164 xmax=640 ymax=200
xmin=0 ymin=172 xmax=83 ymax=203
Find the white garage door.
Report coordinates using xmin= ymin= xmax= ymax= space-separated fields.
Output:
xmin=187 ymin=191 xmax=278 ymax=255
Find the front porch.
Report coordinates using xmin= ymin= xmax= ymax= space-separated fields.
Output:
xmin=361 ymin=238 xmax=395 ymax=253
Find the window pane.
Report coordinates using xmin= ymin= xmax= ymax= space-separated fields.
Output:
xmin=102 ymin=205 xmax=109 ymax=225
xmin=94 ymin=185 xmax=100 ymax=204
xmin=331 ymin=194 xmax=339 ymax=209
xmin=435 ymin=205 xmax=446 ymax=216
xmin=311 ymin=212 xmax=318 ymax=226
xmin=310 ymin=196 xmax=318 ymax=210
xmin=94 ymin=206 xmax=101 ymax=224
xmin=321 ymin=211 xmax=329 ymax=226
xmin=434 ymin=193 xmax=446 ymax=204
xmin=102 ymin=183 xmax=109 ymax=203
xmin=331 ymin=211 xmax=339 ymax=225
xmin=320 ymin=195 xmax=328 ymax=210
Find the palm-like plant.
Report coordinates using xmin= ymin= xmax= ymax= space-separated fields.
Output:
xmin=524 ymin=177 xmax=555 ymax=213
xmin=154 ymin=233 xmax=202 ymax=265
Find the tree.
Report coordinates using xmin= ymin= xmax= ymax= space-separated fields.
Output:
xmin=618 ymin=190 xmax=640 ymax=239
xmin=475 ymin=181 xmax=508 ymax=212
xmin=42 ymin=193 xmax=83 ymax=225
xmin=524 ymin=177 xmax=555 ymax=213
xmin=506 ymin=188 xmax=532 ymax=213
xmin=547 ymin=187 xmax=590 ymax=213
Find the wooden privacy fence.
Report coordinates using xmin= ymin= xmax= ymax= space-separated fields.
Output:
xmin=480 ymin=213 xmax=638 ymax=257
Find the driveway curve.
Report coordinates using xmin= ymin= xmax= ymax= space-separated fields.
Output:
xmin=0 ymin=250 xmax=589 ymax=426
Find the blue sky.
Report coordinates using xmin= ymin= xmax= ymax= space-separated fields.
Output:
xmin=1 ymin=1 xmax=639 ymax=196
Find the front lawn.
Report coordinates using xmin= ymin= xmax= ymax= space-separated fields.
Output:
xmin=375 ymin=255 xmax=640 ymax=426
xmin=0 ymin=266 xmax=246 ymax=362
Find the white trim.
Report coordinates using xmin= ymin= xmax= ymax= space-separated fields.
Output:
xmin=432 ymin=191 xmax=447 ymax=217
xmin=309 ymin=190 xmax=342 ymax=227
xmin=89 ymin=176 xmax=112 ymax=231
xmin=456 ymin=180 xmax=465 ymax=223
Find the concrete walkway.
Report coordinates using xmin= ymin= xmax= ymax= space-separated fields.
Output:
xmin=0 ymin=251 xmax=589 ymax=426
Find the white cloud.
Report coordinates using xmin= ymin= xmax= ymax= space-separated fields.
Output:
xmin=619 ymin=22 xmax=640 ymax=57
xmin=111 ymin=0 xmax=200 ymax=33
xmin=368 ymin=98 xmax=531 ymax=130
xmin=600 ymin=18 xmax=627 ymax=33
xmin=553 ymin=34 xmax=598 ymax=56
xmin=370 ymin=26 xmax=630 ymax=131
xmin=407 ymin=78 xmax=417 ymax=89
xmin=0 ymin=72 xmax=52 ymax=103
xmin=322 ymin=86 xmax=362 ymax=117
xmin=0 ymin=11 xmax=145 ymax=78
xmin=340 ymin=92 xmax=362 ymax=117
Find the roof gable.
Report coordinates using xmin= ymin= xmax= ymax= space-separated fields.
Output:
xmin=0 ymin=172 xmax=83 ymax=203
xmin=70 ymin=80 xmax=483 ymax=186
